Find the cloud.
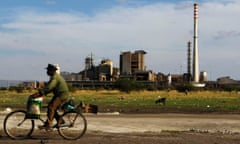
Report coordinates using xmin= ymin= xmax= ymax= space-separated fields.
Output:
xmin=0 ymin=48 xmax=45 ymax=57
xmin=213 ymin=30 xmax=240 ymax=40
xmin=0 ymin=1 xmax=239 ymax=80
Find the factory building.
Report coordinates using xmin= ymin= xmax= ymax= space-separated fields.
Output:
xmin=119 ymin=50 xmax=155 ymax=81
xmin=120 ymin=50 xmax=146 ymax=75
xmin=77 ymin=56 xmax=119 ymax=81
xmin=61 ymin=71 xmax=82 ymax=81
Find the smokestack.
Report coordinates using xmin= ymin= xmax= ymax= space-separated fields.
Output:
xmin=187 ymin=41 xmax=191 ymax=76
xmin=187 ymin=41 xmax=192 ymax=83
xmin=193 ymin=3 xmax=199 ymax=83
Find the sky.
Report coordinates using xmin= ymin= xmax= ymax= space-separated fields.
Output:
xmin=0 ymin=0 xmax=239 ymax=81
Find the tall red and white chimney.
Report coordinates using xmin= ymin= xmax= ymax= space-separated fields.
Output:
xmin=193 ymin=3 xmax=199 ymax=83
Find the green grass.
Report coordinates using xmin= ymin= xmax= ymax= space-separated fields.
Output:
xmin=1 ymin=90 xmax=240 ymax=112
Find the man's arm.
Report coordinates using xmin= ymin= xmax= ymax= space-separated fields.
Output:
xmin=39 ymin=76 xmax=58 ymax=95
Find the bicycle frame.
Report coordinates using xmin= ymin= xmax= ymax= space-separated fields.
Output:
xmin=4 ymin=98 xmax=87 ymax=140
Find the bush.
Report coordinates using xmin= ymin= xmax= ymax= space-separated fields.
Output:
xmin=8 ymin=86 xmax=25 ymax=93
xmin=176 ymin=84 xmax=196 ymax=92
xmin=115 ymin=79 xmax=144 ymax=93
xmin=222 ymin=85 xmax=238 ymax=92
xmin=0 ymin=87 xmax=8 ymax=90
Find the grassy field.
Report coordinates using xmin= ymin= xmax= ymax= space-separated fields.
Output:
xmin=1 ymin=90 xmax=240 ymax=113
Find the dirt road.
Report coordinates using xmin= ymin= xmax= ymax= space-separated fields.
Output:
xmin=86 ymin=113 xmax=240 ymax=133
xmin=1 ymin=113 xmax=240 ymax=144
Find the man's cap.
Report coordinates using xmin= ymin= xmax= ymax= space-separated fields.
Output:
xmin=45 ymin=64 xmax=57 ymax=70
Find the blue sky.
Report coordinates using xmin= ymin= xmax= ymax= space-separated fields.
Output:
xmin=0 ymin=0 xmax=178 ymax=14
xmin=0 ymin=0 xmax=239 ymax=81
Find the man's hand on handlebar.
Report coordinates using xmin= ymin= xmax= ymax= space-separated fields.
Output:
xmin=31 ymin=92 xmax=42 ymax=98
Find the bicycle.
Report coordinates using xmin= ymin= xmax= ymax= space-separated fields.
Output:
xmin=3 ymin=96 xmax=87 ymax=140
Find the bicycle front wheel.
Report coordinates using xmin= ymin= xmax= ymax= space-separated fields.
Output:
xmin=58 ymin=111 xmax=87 ymax=140
xmin=3 ymin=110 xmax=35 ymax=139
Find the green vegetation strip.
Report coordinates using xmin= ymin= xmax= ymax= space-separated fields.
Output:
xmin=1 ymin=90 xmax=240 ymax=112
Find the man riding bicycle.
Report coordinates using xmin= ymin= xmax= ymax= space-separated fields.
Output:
xmin=33 ymin=64 xmax=69 ymax=130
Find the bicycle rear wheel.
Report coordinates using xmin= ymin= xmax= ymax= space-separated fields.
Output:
xmin=3 ymin=110 xmax=35 ymax=139
xmin=57 ymin=111 xmax=87 ymax=140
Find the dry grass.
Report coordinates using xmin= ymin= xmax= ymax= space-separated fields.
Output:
xmin=70 ymin=89 xmax=240 ymax=99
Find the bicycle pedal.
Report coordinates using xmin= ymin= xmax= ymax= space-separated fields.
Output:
xmin=38 ymin=125 xmax=53 ymax=131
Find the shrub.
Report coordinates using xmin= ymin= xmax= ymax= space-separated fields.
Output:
xmin=8 ymin=86 xmax=25 ymax=93
xmin=222 ymin=85 xmax=238 ymax=92
xmin=115 ymin=79 xmax=144 ymax=93
xmin=0 ymin=87 xmax=8 ymax=90
xmin=176 ymin=84 xmax=196 ymax=92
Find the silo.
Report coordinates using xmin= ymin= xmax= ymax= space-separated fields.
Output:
xmin=167 ymin=73 xmax=172 ymax=86
xmin=85 ymin=56 xmax=93 ymax=70
xmin=101 ymin=59 xmax=113 ymax=76
xmin=200 ymin=71 xmax=207 ymax=82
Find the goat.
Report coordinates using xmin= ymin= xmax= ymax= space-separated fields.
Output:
xmin=155 ymin=97 xmax=166 ymax=105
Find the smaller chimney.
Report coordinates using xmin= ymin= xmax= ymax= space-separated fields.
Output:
xmin=187 ymin=41 xmax=191 ymax=76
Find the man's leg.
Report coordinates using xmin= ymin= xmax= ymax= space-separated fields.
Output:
xmin=46 ymin=97 xmax=63 ymax=126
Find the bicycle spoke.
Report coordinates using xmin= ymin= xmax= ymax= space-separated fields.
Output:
xmin=58 ymin=111 xmax=87 ymax=140
xmin=3 ymin=110 xmax=35 ymax=139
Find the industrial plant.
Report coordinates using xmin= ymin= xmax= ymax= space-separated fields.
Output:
xmin=58 ymin=3 xmax=207 ymax=88
xmin=60 ymin=50 xmax=156 ymax=88
xmin=6 ymin=3 xmax=240 ymax=90
xmin=52 ymin=3 xmax=238 ymax=90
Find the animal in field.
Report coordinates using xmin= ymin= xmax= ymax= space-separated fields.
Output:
xmin=155 ymin=97 xmax=166 ymax=105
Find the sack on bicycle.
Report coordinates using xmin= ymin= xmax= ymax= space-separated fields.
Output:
xmin=26 ymin=94 xmax=43 ymax=119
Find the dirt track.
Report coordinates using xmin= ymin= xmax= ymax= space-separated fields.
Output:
xmin=1 ymin=113 xmax=240 ymax=144
xmin=1 ymin=131 xmax=240 ymax=144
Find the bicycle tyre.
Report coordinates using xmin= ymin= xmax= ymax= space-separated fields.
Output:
xmin=3 ymin=110 xmax=35 ymax=139
xmin=57 ymin=111 xmax=87 ymax=140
